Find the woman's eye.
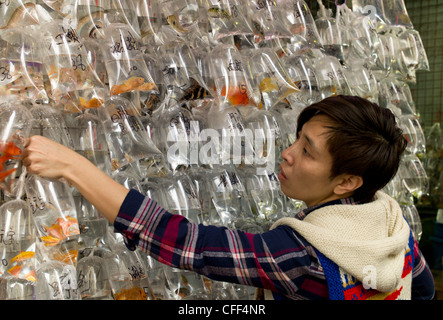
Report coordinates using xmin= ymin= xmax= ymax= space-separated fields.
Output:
xmin=303 ymin=148 xmax=310 ymax=156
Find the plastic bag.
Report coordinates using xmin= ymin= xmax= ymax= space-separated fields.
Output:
xmin=242 ymin=170 xmax=289 ymax=228
xmin=158 ymin=44 xmax=213 ymax=107
xmin=40 ymin=0 xmax=72 ymax=15
xmin=240 ymin=106 xmax=290 ymax=174
xmin=0 ymin=198 xmax=36 ymax=283
xmin=76 ymin=255 xmax=113 ymax=300
xmin=25 ymin=175 xmax=80 ymax=248
xmin=396 ymin=27 xmax=430 ymax=78
xmin=311 ymin=53 xmax=351 ymax=99
xmin=338 ymin=4 xmax=380 ymax=62
xmin=378 ymin=76 xmax=416 ymax=117
xmin=73 ymin=0 xmax=106 ymax=40
xmin=151 ymin=101 xmax=200 ymax=172
xmin=276 ymin=0 xmax=323 ymax=47
xmin=241 ymin=48 xmax=300 ymax=110
xmin=397 ymin=115 xmax=426 ymax=156
xmin=42 ymin=20 xmax=105 ymax=105
xmin=402 ymin=28 xmax=429 ymax=72
xmin=353 ymin=0 xmax=413 ymax=28
xmin=343 ymin=58 xmax=378 ymax=103
xmin=63 ymin=110 xmax=113 ymax=176
xmin=156 ymin=173 xmax=203 ymax=224
xmin=104 ymin=243 xmax=153 ymax=300
xmin=134 ymin=0 xmax=162 ymax=39
xmin=0 ymin=0 xmax=40 ymax=29
xmin=204 ymin=0 xmax=254 ymax=41
xmin=82 ymin=38 xmax=108 ymax=87
xmin=244 ymin=0 xmax=292 ymax=44
xmin=73 ymin=0 xmax=141 ymax=39
xmin=0 ymin=101 xmax=33 ymax=196
xmin=206 ymin=101 xmax=255 ymax=169
xmin=208 ymin=44 xmax=256 ymax=107
xmin=29 ymin=104 xmax=74 ymax=148
xmin=205 ymin=165 xmax=261 ymax=232
xmin=282 ymin=52 xmax=322 ymax=106
xmin=101 ymin=23 xmax=158 ymax=97
xmin=75 ymin=194 xmax=108 ymax=248
xmin=35 ymin=260 xmax=80 ymax=300
xmin=96 ymin=96 xmax=164 ymax=175
xmin=159 ymin=0 xmax=199 ymax=36
xmin=315 ymin=1 xmax=344 ymax=59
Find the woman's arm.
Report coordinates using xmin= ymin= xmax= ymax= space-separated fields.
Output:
xmin=22 ymin=135 xmax=129 ymax=223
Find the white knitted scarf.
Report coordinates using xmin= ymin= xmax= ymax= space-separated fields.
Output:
xmin=271 ymin=191 xmax=411 ymax=295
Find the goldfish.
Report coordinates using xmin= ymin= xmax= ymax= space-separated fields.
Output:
xmin=207 ymin=7 xmax=231 ymax=19
xmin=41 ymin=235 xmax=61 ymax=247
xmin=0 ymin=141 xmax=21 ymax=183
xmin=79 ymin=97 xmax=104 ymax=109
xmin=166 ymin=14 xmax=188 ymax=34
xmin=290 ymin=24 xmax=307 ymax=35
xmin=53 ymin=249 xmax=78 ymax=265
xmin=10 ymin=251 xmax=35 ymax=264
xmin=220 ymin=84 xmax=250 ymax=106
xmin=135 ymin=82 xmax=156 ymax=92
xmin=0 ymin=168 xmax=17 ymax=183
xmin=110 ymin=77 xmax=155 ymax=95
xmin=7 ymin=265 xmax=37 ymax=282
xmin=56 ymin=216 xmax=80 ymax=237
xmin=41 ymin=215 xmax=80 ymax=246
xmin=278 ymin=81 xmax=301 ymax=100
xmin=45 ymin=224 xmax=64 ymax=239
xmin=7 ymin=251 xmax=37 ymax=281
xmin=2 ymin=3 xmax=39 ymax=29
xmin=0 ymin=141 xmax=21 ymax=157
xmin=259 ymin=77 xmax=279 ymax=93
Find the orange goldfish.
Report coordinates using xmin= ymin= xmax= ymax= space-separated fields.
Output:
xmin=110 ymin=77 xmax=155 ymax=95
xmin=113 ymin=287 xmax=147 ymax=300
xmin=0 ymin=168 xmax=17 ymax=183
xmin=53 ymin=249 xmax=78 ymax=265
xmin=7 ymin=265 xmax=36 ymax=282
xmin=7 ymin=265 xmax=23 ymax=277
xmin=41 ymin=235 xmax=61 ymax=247
xmin=45 ymin=223 xmax=64 ymax=239
xmin=220 ymin=85 xmax=250 ymax=106
xmin=56 ymin=216 xmax=80 ymax=237
xmin=10 ymin=251 xmax=35 ymax=264
xmin=79 ymin=97 xmax=104 ymax=109
xmin=41 ymin=215 xmax=80 ymax=246
xmin=0 ymin=141 xmax=21 ymax=182
xmin=259 ymin=77 xmax=279 ymax=93
xmin=7 ymin=251 xmax=37 ymax=282
xmin=0 ymin=141 xmax=21 ymax=157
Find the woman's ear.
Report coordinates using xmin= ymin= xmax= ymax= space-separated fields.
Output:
xmin=333 ymin=174 xmax=363 ymax=196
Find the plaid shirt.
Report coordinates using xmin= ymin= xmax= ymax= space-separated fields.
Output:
xmin=114 ymin=189 xmax=435 ymax=300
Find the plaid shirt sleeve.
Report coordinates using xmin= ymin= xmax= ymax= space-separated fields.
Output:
xmin=114 ymin=189 xmax=328 ymax=299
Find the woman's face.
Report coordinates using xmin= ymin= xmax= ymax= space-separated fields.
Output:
xmin=278 ymin=114 xmax=344 ymax=207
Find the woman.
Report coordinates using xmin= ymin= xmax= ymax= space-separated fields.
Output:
xmin=22 ymin=95 xmax=435 ymax=300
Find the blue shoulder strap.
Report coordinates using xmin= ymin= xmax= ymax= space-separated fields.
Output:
xmin=314 ymin=249 xmax=344 ymax=300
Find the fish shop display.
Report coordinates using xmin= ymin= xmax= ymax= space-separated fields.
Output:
xmin=0 ymin=0 xmax=429 ymax=300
